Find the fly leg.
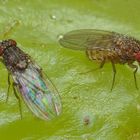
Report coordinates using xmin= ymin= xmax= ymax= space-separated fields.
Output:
xmin=128 ymin=63 xmax=138 ymax=89
xmin=111 ymin=61 xmax=116 ymax=91
xmin=79 ymin=59 xmax=105 ymax=74
xmin=6 ymin=73 xmax=11 ymax=102
xmin=12 ymin=82 xmax=22 ymax=119
xmin=0 ymin=20 xmax=20 ymax=39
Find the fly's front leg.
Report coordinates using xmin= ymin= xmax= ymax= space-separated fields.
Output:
xmin=6 ymin=73 xmax=11 ymax=102
xmin=0 ymin=20 xmax=20 ymax=39
xmin=128 ymin=63 xmax=138 ymax=89
xmin=12 ymin=82 xmax=22 ymax=119
xmin=79 ymin=59 xmax=105 ymax=74
xmin=111 ymin=61 xmax=116 ymax=91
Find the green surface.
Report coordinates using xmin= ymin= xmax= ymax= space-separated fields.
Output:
xmin=0 ymin=0 xmax=140 ymax=139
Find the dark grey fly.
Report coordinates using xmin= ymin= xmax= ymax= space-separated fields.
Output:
xmin=0 ymin=39 xmax=62 ymax=120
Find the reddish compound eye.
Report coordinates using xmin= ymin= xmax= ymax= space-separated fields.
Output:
xmin=8 ymin=39 xmax=17 ymax=46
xmin=0 ymin=46 xmax=4 ymax=56
xmin=134 ymin=52 xmax=140 ymax=63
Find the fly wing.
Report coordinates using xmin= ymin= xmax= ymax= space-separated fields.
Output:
xmin=59 ymin=29 xmax=121 ymax=50
xmin=12 ymin=63 xmax=62 ymax=120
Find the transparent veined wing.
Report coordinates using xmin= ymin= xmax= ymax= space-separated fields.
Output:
xmin=59 ymin=29 xmax=122 ymax=50
xmin=12 ymin=62 xmax=62 ymax=120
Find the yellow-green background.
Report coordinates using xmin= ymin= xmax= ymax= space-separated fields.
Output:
xmin=0 ymin=0 xmax=140 ymax=139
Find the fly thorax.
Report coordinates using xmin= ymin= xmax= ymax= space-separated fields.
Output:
xmin=16 ymin=59 xmax=28 ymax=70
xmin=3 ymin=45 xmax=29 ymax=72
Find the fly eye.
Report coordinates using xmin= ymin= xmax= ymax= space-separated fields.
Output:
xmin=0 ymin=46 xmax=4 ymax=56
xmin=8 ymin=39 xmax=17 ymax=46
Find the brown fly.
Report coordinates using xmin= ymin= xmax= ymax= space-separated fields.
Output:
xmin=59 ymin=29 xmax=140 ymax=90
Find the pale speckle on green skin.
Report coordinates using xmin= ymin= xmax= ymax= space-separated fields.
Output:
xmin=0 ymin=0 xmax=140 ymax=140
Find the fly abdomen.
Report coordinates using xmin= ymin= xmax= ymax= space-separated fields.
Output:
xmin=86 ymin=49 xmax=120 ymax=63
xmin=13 ymin=63 xmax=62 ymax=120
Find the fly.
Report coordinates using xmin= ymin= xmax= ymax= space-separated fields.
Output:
xmin=59 ymin=29 xmax=140 ymax=90
xmin=0 ymin=39 xmax=62 ymax=121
